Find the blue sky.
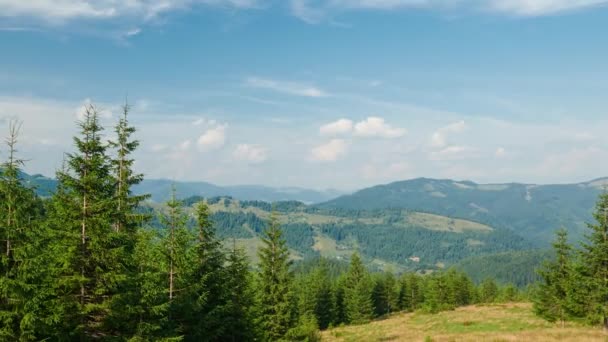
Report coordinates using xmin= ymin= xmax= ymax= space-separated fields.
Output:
xmin=1 ymin=0 xmax=608 ymax=190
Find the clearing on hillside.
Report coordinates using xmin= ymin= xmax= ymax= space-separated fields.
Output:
xmin=322 ymin=303 xmax=607 ymax=342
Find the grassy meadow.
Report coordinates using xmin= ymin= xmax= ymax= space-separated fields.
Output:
xmin=322 ymin=303 xmax=607 ymax=342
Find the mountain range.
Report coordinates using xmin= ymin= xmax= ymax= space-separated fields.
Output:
xmin=319 ymin=177 xmax=608 ymax=244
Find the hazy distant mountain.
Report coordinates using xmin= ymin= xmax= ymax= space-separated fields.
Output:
xmin=20 ymin=172 xmax=345 ymax=204
xmin=134 ymin=179 xmax=345 ymax=203
xmin=318 ymin=177 xmax=608 ymax=244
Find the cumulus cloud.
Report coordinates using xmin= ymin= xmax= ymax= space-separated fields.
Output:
xmin=354 ymin=116 xmax=406 ymax=138
xmin=311 ymin=139 xmax=348 ymax=162
xmin=197 ymin=124 xmax=227 ymax=150
xmin=320 ymin=118 xmax=353 ymax=136
xmin=233 ymin=144 xmax=268 ymax=163
xmin=430 ymin=120 xmax=466 ymax=148
xmin=246 ymin=77 xmax=328 ymax=98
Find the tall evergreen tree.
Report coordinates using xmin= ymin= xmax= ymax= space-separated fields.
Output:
xmin=129 ymin=229 xmax=169 ymax=340
xmin=534 ymin=228 xmax=573 ymax=325
xmin=159 ymin=188 xmax=192 ymax=337
xmin=107 ymin=101 xmax=151 ymax=335
xmin=183 ymin=201 xmax=227 ymax=341
xmin=49 ymin=105 xmax=120 ymax=338
xmin=0 ymin=121 xmax=44 ymax=340
xmin=223 ymin=241 xmax=255 ymax=342
xmin=580 ymin=192 xmax=608 ymax=328
xmin=256 ymin=209 xmax=293 ymax=341
xmin=372 ymin=272 xmax=398 ymax=317
xmin=343 ymin=253 xmax=373 ymax=324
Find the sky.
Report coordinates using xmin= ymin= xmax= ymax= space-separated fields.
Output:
xmin=1 ymin=0 xmax=608 ymax=190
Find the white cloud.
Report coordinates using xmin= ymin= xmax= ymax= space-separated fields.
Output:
xmin=197 ymin=124 xmax=227 ymax=150
xmin=429 ymin=145 xmax=475 ymax=161
xmin=150 ymin=144 xmax=167 ymax=152
xmin=75 ymin=98 xmax=114 ymax=121
xmin=289 ymin=0 xmax=608 ymax=23
xmin=354 ymin=116 xmax=406 ymax=138
xmin=495 ymin=147 xmax=506 ymax=158
xmin=233 ymin=144 xmax=268 ymax=163
xmin=178 ymin=139 xmax=192 ymax=150
xmin=311 ymin=139 xmax=348 ymax=162
xmin=320 ymin=118 xmax=353 ymax=136
xmin=246 ymin=77 xmax=328 ymax=98
xmin=124 ymin=27 xmax=141 ymax=37
xmin=0 ymin=0 xmax=261 ymax=23
xmin=486 ymin=0 xmax=608 ymax=16
xmin=430 ymin=120 xmax=466 ymax=148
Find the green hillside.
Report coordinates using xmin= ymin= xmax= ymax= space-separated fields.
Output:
xmin=319 ymin=178 xmax=607 ymax=244
xmin=157 ymin=196 xmax=532 ymax=272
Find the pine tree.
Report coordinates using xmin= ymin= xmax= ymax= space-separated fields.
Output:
xmin=159 ymin=188 xmax=193 ymax=336
xmin=479 ymin=278 xmax=499 ymax=304
xmin=372 ymin=272 xmax=398 ymax=317
xmin=224 ymin=241 xmax=255 ymax=342
xmin=312 ymin=260 xmax=334 ymax=330
xmin=534 ymin=229 xmax=573 ymax=325
xmin=295 ymin=259 xmax=334 ymax=331
xmin=107 ymin=101 xmax=151 ymax=335
xmin=130 ymin=229 xmax=169 ymax=340
xmin=343 ymin=253 xmax=373 ymax=324
xmin=49 ymin=105 xmax=120 ymax=338
xmin=0 ymin=121 xmax=44 ymax=340
xmin=183 ymin=201 xmax=227 ymax=341
xmin=256 ymin=209 xmax=293 ymax=341
xmin=580 ymin=192 xmax=608 ymax=328
xmin=398 ymin=273 xmax=423 ymax=312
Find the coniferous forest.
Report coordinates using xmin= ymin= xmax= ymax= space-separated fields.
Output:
xmin=1 ymin=103 xmax=608 ymax=341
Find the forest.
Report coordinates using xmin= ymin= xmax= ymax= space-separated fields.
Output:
xmin=1 ymin=103 xmax=608 ymax=341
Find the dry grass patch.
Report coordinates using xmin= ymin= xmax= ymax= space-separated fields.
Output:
xmin=322 ymin=303 xmax=608 ymax=342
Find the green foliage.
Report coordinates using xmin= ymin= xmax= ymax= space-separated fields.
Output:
xmin=533 ymin=229 xmax=573 ymax=324
xmin=182 ymin=201 xmax=228 ymax=340
xmin=455 ymin=250 xmax=550 ymax=287
xmin=343 ymin=253 xmax=373 ymax=324
xmin=479 ymin=278 xmax=499 ymax=303
xmin=223 ymin=242 xmax=256 ymax=341
xmin=256 ymin=210 xmax=293 ymax=341
xmin=320 ymin=178 xmax=602 ymax=244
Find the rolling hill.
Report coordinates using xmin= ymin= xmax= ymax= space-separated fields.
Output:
xmin=318 ymin=178 xmax=608 ymax=244
xmin=152 ymin=196 xmax=532 ymax=273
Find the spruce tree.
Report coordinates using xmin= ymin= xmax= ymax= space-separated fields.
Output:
xmin=49 ymin=105 xmax=119 ymax=338
xmin=183 ymin=201 xmax=227 ymax=341
xmin=256 ymin=209 xmax=293 ymax=341
xmin=343 ymin=253 xmax=373 ymax=324
xmin=224 ymin=241 xmax=255 ymax=342
xmin=372 ymin=272 xmax=398 ymax=317
xmin=533 ymin=228 xmax=573 ymax=325
xmin=107 ymin=101 xmax=151 ymax=335
xmin=0 ymin=121 xmax=44 ymax=340
xmin=580 ymin=192 xmax=608 ymax=328
xmin=159 ymin=188 xmax=192 ymax=337
xmin=479 ymin=278 xmax=499 ymax=303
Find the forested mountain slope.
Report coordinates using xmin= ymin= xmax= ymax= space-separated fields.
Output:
xmin=319 ymin=178 xmax=607 ymax=244
xmin=152 ymin=196 xmax=532 ymax=272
